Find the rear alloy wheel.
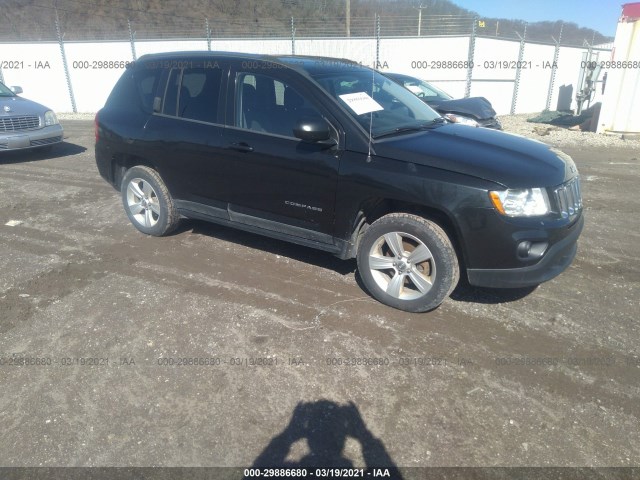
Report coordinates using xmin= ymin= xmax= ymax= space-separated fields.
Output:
xmin=357 ymin=213 xmax=459 ymax=312
xmin=121 ymin=166 xmax=180 ymax=236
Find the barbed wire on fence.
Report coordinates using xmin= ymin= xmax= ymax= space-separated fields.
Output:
xmin=0 ymin=2 xmax=594 ymax=48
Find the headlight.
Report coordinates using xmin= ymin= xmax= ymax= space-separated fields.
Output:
xmin=489 ymin=188 xmax=550 ymax=217
xmin=44 ymin=110 xmax=59 ymax=126
xmin=443 ymin=113 xmax=478 ymax=127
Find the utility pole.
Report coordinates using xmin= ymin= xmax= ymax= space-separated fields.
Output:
xmin=416 ymin=4 xmax=427 ymax=36
xmin=346 ymin=0 xmax=351 ymax=37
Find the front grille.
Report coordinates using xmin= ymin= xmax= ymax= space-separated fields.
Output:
xmin=554 ymin=177 xmax=582 ymax=218
xmin=0 ymin=115 xmax=40 ymax=132
xmin=0 ymin=141 xmax=8 ymax=150
xmin=31 ymin=136 xmax=62 ymax=146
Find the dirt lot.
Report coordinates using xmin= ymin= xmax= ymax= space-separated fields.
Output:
xmin=0 ymin=121 xmax=639 ymax=474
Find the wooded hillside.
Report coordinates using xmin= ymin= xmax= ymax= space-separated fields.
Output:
xmin=0 ymin=0 xmax=612 ymax=46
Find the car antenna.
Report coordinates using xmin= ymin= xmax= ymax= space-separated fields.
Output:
xmin=366 ymin=63 xmax=375 ymax=163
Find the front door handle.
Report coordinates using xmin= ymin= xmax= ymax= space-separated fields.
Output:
xmin=227 ymin=142 xmax=254 ymax=153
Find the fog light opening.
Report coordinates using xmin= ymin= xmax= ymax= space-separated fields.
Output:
xmin=517 ymin=241 xmax=548 ymax=260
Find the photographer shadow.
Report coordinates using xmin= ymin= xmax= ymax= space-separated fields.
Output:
xmin=246 ymin=400 xmax=402 ymax=478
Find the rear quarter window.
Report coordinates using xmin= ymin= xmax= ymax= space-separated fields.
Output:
xmin=137 ymin=70 xmax=160 ymax=112
xmin=105 ymin=70 xmax=137 ymax=109
xmin=105 ymin=64 xmax=162 ymax=113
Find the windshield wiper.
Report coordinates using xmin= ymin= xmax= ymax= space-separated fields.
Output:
xmin=373 ymin=118 xmax=445 ymax=139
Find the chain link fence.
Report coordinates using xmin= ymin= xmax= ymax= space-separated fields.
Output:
xmin=0 ymin=2 xmax=612 ymax=115
xmin=0 ymin=4 xmax=586 ymax=47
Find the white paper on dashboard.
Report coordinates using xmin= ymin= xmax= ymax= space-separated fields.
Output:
xmin=406 ymin=85 xmax=423 ymax=95
xmin=338 ymin=92 xmax=384 ymax=115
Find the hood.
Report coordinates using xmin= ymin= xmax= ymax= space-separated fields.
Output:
xmin=373 ymin=124 xmax=575 ymax=189
xmin=0 ymin=95 xmax=49 ymax=117
xmin=427 ymin=97 xmax=497 ymax=120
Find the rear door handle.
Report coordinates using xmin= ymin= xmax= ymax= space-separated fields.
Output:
xmin=227 ymin=142 xmax=254 ymax=153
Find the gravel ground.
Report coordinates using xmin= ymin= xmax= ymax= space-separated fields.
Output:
xmin=59 ymin=112 xmax=639 ymax=150
xmin=0 ymin=119 xmax=638 ymax=478
xmin=57 ymin=113 xmax=96 ymax=121
xmin=498 ymin=114 xmax=639 ymax=149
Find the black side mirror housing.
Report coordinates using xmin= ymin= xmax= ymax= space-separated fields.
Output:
xmin=293 ymin=117 xmax=332 ymax=143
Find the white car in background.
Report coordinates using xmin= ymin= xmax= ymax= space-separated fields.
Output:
xmin=0 ymin=81 xmax=63 ymax=152
xmin=386 ymin=72 xmax=503 ymax=130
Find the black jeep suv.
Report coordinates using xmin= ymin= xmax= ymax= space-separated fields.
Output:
xmin=95 ymin=52 xmax=583 ymax=312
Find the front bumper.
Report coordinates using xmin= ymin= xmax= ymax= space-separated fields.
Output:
xmin=467 ymin=214 xmax=584 ymax=288
xmin=0 ymin=124 xmax=64 ymax=151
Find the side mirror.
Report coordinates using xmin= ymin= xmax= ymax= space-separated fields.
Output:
xmin=10 ymin=86 xmax=23 ymax=95
xmin=293 ymin=117 xmax=332 ymax=143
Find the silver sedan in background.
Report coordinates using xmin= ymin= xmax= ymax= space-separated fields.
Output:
xmin=0 ymin=81 xmax=63 ymax=152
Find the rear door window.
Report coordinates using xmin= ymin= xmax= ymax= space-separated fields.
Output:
xmin=179 ymin=67 xmax=222 ymax=123
xmin=162 ymin=64 xmax=222 ymax=124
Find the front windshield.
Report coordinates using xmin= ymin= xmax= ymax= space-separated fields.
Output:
xmin=404 ymin=79 xmax=453 ymax=102
xmin=0 ymin=82 xmax=15 ymax=97
xmin=311 ymin=69 xmax=442 ymax=138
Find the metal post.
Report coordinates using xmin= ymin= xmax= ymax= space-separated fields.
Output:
xmin=291 ymin=16 xmax=295 ymax=55
xmin=417 ymin=4 xmax=426 ymax=37
xmin=464 ymin=17 xmax=477 ymax=98
xmin=0 ymin=68 xmax=4 ymax=84
xmin=128 ymin=19 xmax=137 ymax=60
xmin=545 ymin=23 xmax=563 ymax=111
xmin=346 ymin=0 xmax=350 ymax=37
xmin=375 ymin=14 xmax=381 ymax=69
xmin=586 ymin=40 xmax=593 ymax=71
xmin=575 ymin=40 xmax=597 ymax=116
xmin=510 ymin=23 xmax=527 ymax=115
xmin=206 ymin=18 xmax=212 ymax=51
xmin=55 ymin=8 xmax=77 ymax=113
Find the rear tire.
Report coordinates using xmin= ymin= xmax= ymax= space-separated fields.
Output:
xmin=357 ymin=213 xmax=459 ymax=312
xmin=120 ymin=166 xmax=180 ymax=236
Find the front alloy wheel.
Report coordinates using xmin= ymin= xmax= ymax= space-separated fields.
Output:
xmin=357 ymin=213 xmax=459 ymax=312
xmin=368 ymin=231 xmax=436 ymax=301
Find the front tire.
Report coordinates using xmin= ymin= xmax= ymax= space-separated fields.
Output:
xmin=121 ymin=166 xmax=180 ymax=236
xmin=357 ymin=213 xmax=459 ymax=312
